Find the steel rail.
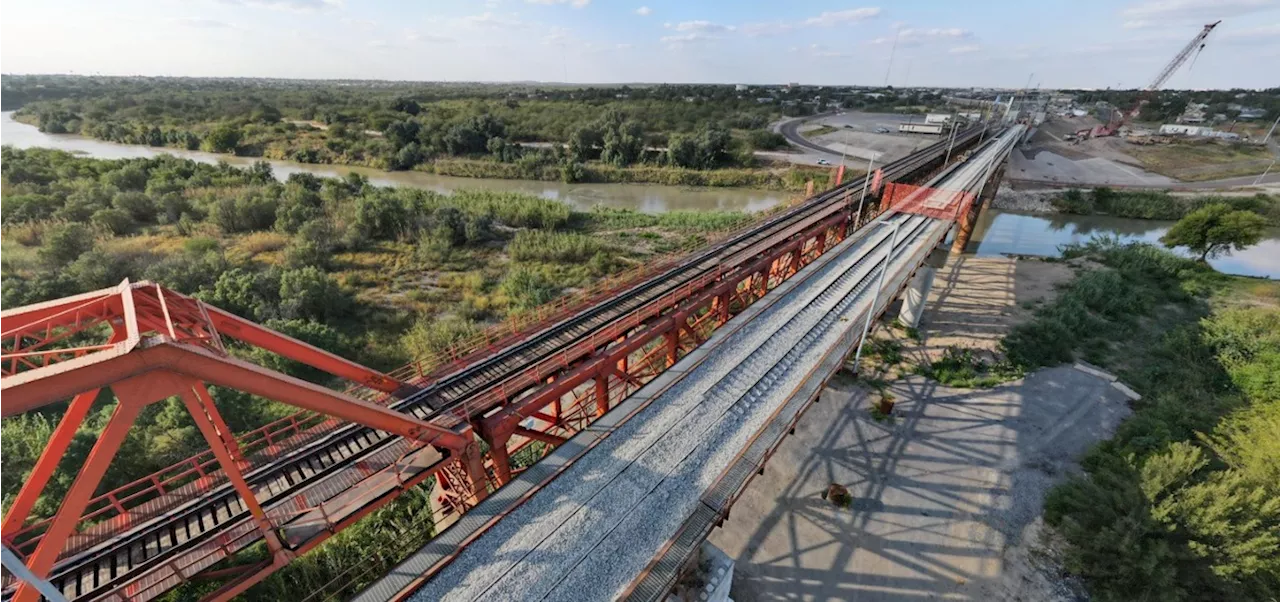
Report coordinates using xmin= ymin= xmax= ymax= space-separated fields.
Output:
xmin=10 ymin=124 xmax=994 ymax=602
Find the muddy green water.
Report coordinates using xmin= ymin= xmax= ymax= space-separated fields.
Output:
xmin=1 ymin=111 xmax=784 ymax=214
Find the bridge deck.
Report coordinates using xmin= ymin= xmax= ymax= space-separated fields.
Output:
xmin=361 ymin=125 xmax=1024 ymax=602
xmin=361 ymin=213 xmax=943 ymax=602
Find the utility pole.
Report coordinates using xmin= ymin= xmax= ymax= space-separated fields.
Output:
xmin=1254 ymin=159 xmax=1276 ymax=186
xmin=883 ymin=27 xmax=901 ymax=87
xmin=853 ymin=220 xmax=902 ymax=371
xmin=1263 ymin=114 xmax=1280 ymax=145
xmin=945 ymin=112 xmax=959 ymax=164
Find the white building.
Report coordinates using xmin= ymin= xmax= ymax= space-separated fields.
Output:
xmin=924 ymin=113 xmax=952 ymax=124
xmin=1158 ymin=124 xmax=1241 ymax=140
xmin=735 ymin=84 xmax=749 ymax=92
xmin=1178 ymin=102 xmax=1208 ymax=124
xmin=1160 ymin=124 xmax=1209 ymax=136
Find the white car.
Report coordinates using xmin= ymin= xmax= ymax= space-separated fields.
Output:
xmin=817 ymin=159 xmax=831 ymax=165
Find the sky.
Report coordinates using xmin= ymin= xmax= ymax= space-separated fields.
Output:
xmin=2 ymin=0 xmax=1278 ymax=89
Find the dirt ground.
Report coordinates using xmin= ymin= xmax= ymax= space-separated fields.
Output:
xmin=873 ymin=255 xmax=1076 ymax=375
xmin=708 ymin=255 xmax=1126 ymax=602
xmin=710 ymin=367 xmax=1129 ymax=602
xmin=1016 ymin=117 xmax=1276 ymax=185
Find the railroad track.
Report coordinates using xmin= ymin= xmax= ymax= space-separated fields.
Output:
xmin=19 ymin=124 xmax=995 ymax=602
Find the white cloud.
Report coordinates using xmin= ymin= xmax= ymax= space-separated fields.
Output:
xmin=404 ymin=29 xmax=454 ymax=43
xmin=615 ymin=42 xmax=633 ymax=49
xmin=215 ymin=0 xmax=341 ymax=11
xmin=342 ymin=18 xmax=378 ymax=31
xmin=173 ymin=18 xmax=236 ymax=28
xmin=660 ymin=32 xmax=716 ymax=46
xmin=802 ymin=8 xmax=882 ymax=27
xmin=634 ymin=6 xmax=651 ymax=16
xmin=869 ymin=27 xmax=974 ymax=45
xmin=667 ymin=20 xmax=736 ymax=33
xmin=743 ymin=6 xmax=880 ymax=36
xmin=1121 ymin=0 xmax=1276 ymax=27
xmin=457 ymin=12 xmax=525 ymax=29
xmin=367 ymin=40 xmax=390 ymax=48
xmin=526 ymin=0 xmax=590 ymax=7
xmin=809 ymin=43 xmax=853 ymax=58
xmin=949 ymin=44 xmax=981 ymax=54
xmin=543 ymin=26 xmax=571 ymax=44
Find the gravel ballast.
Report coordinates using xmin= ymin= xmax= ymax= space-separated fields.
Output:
xmin=407 ymin=213 xmax=946 ymax=602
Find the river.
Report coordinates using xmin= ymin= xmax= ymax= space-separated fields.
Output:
xmin=971 ymin=210 xmax=1280 ymax=278
xmin=4 ymin=111 xmax=1277 ymax=278
xmin=0 ymin=111 xmax=784 ymax=213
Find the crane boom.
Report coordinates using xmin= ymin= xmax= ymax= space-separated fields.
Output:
xmin=1147 ymin=20 xmax=1220 ymax=91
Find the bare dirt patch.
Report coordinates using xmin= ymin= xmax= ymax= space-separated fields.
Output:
xmin=903 ymin=255 xmax=1075 ymax=368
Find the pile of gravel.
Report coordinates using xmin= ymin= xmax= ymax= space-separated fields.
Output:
xmin=991 ymin=188 xmax=1061 ymax=213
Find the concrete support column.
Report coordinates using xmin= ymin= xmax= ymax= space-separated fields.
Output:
xmin=898 ymin=248 xmax=946 ymax=328
xmin=898 ymin=267 xmax=937 ymax=329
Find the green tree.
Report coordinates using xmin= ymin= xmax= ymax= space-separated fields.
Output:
xmin=91 ymin=208 xmax=137 ymax=235
xmin=38 ymin=223 xmax=96 ymax=266
xmin=279 ymin=267 xmax=352 ymax=322
xmin=201 ymin=123 xmax=242 ymax=153
xmin=1161 ymin=204 xmax=1267 ymax=261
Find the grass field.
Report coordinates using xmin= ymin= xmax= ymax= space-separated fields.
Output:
xmin=800 ymin=125 xmax=840 ymax=138
xmin=1124 ymin=139 xmax=1274 ymax=181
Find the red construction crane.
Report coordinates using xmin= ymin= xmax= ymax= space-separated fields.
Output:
xmin=1083 ymin=20 xmax=1220 ymax=139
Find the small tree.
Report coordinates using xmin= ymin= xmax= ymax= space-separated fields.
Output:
xmin=1160 ymin=203 xmax=1266 ymax=261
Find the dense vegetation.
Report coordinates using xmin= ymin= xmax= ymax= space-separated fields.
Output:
xmin=0 ymin=146 xmax=761 ymax=600
xmin=1050 ymin=187 xmax=1280 ymax=225
xmin=997 ymin=240 xmax=1279 ymax=601
xmin=2 ymin=75 xmax=858 ymax=188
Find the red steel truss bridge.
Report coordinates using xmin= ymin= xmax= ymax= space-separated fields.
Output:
xmin=1 ymin=123 xmax=1008 ymax=602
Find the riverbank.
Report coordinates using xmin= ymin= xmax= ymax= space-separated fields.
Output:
xmin=993 ymin=186 xmax=1280 ymax=224
xmin=423 ymin=156 xmax=837 ymax=190
xmin=1012 ymin=241 xmax=1280 ymax=602
xmin=10 ymin=110 xmax=831 ymax=192
xmin=1 ymin=111 xmax=789 ymax=214
xmin=852 ymin=241 xmax=1280 ymax=602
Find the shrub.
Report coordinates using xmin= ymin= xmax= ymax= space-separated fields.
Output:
xmin=508 ymin=230 xmax=603 ymax=263
xmin=400 ymin=317 xmax=481 ymax=361
xmin=212 ymin=191 xmax=279 ymax=233
xmin=500 ymin=265 xmax=560 ymax=311
xmin=279 ymin=267 xmax=352 ymax=322
xmin=38 ymin=223 xmax=96 ymax=266
xmin=91 ymin=208 xmax=137 ymax=235
xmin=112 ymin=191 xmax=156 ymax=222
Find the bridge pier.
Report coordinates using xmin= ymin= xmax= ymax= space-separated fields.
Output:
xmin=898 ymin=249 xmax=947 ymax=328
xmin=950 ymin=164 xmax=1006 ymax=254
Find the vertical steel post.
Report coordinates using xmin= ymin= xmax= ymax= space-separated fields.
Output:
xmin=594 ymin=374 xmax=610 ymax=417
xmin=852 ymin=220 xmax=902 ymax=373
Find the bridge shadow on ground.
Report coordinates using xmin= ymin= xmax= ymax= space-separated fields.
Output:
xmin=901 ymin=255 xmax=1075 ymax=366
xmin=707 ymin=367 xmax=1129 ymax=602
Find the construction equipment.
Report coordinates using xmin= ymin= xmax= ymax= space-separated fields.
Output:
xmin=1079 ymin=20 xmax=1220 ymax=139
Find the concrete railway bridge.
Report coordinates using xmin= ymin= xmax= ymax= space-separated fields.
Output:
xmin=1 ymin=124 xmax=1026 ymax=602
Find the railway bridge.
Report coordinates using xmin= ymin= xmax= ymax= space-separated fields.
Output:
xmin=1 ymin=124 xmax=1024 ymax=602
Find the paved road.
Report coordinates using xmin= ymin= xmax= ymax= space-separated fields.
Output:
xmin=777 ymin=114 xmax=844 ymax=161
